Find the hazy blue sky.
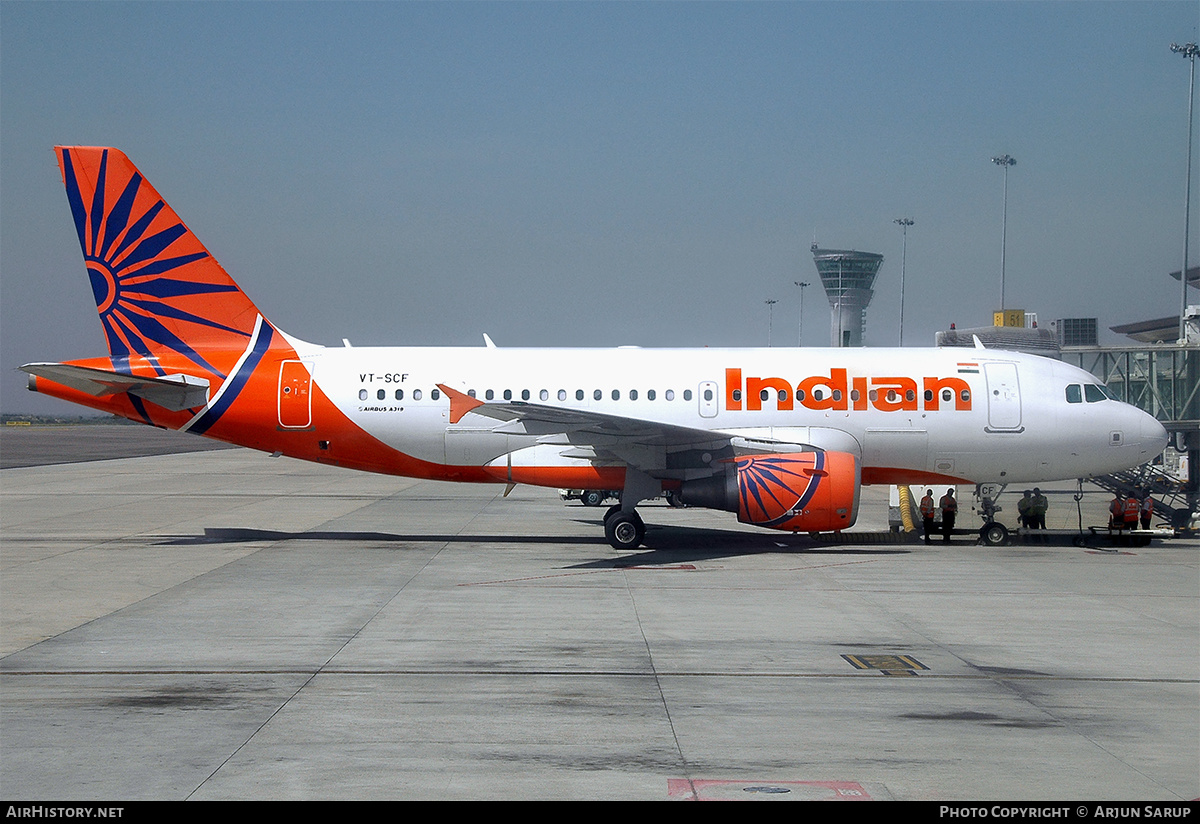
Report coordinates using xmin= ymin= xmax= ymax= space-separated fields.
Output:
xmin=2 ymin=1 xmax=1197 ymax=414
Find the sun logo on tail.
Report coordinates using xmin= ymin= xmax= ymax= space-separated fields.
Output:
xmin=60 ymin=148 xmax=250 ymax=378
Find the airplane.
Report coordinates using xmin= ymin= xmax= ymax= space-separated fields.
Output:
xmin=21 ymin=146 xmax=1171 ymax=549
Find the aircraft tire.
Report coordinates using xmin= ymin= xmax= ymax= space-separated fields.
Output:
xmin=980 ymin=522 xmax=1009 ymax=546
xmin=605 ymin=510 xmax=645 ymax=550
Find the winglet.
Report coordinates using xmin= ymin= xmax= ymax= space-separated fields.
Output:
xmin=973 ymin=335 xmax=986 ymax=350
xmin=437 ymin=383 xmax=485 ymax=424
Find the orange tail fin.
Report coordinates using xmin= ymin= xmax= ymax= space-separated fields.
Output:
xmin=57 ymin=146 xmax=267 ymax=380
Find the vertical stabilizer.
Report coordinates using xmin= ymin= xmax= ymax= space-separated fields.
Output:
xmin=56 ymin=146 xmax=267 ymax=381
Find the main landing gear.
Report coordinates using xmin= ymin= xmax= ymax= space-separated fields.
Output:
xmin=604 ymin=505 xmax=645 ymax=550
xmin=603 ymin=467 xmax=661 ymax=550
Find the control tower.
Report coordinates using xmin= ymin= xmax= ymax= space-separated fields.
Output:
xmin=810 ymin=245 xmax=884 ymax=347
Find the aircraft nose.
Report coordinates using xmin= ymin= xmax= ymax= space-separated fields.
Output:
xmin=1143 ymin=413 xmax=1169 ymax=454
xmin=1133 ymin=408 xmax=1169 ymax=457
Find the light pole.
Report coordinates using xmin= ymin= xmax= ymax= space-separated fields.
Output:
xmin=1172 ymin=42 xmax=1197 ymax=342
xmin=991 ymin=155 xmax=1016 ymax=316
xmin=836 ymin=259 xmax=844 ymax=347
xmin=765 ymin=299 xmax=778 ymax=347
xmin=794 ymin=281 xmax=810 ymax=346
xmin=894 ymin=218 xmax=914 ymax=345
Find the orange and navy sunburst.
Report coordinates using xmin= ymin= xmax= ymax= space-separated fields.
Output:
xmin=735 ymin=453 xmax=825 ymax=528
xmin=58 ymin=147 xmax=263 ymax=380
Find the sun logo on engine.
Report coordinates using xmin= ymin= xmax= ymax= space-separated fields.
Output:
xmin=736 ymin=453 xmax=825 ymax=528
xmin=60 ymin=148 xmax=247 ymax=379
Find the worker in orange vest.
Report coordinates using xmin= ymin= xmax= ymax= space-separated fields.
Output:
xmin=919 ymin=489 xmax=936 ymax=545
xmin=1140 ymin=491 xmax=1154 ymax=530
xmin=939 ymin=488 xmax=958 ymax=543
xmin=1122 ymin=494 xmax=1141 ymax=530
xmin=1109 ymin=495 xmax=1125 ymax=529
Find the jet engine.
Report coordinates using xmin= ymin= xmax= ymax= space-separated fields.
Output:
xmin=676 ymin=451 xmax=860 ymax=533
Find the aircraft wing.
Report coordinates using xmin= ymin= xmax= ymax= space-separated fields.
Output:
xmin=440 ymin=382 xmax=726 ymax=441
xmin=437 ymin=382 xmax=817 ymax=475
xmin=21 ymin=363 xmax=210 ymax=412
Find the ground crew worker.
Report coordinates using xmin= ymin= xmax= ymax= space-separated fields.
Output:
xmin=1140 ymin=491 xmax=1154 ymax=530
xmin=920 ymin=489 xmax=936 ymax=544
xmin=1123 ymin=493 xmax=1141 ymax=530
xmin=1030 ymin=488 xmax=1048 ymax=530
xmin=1110 ymin=495 xmax=1124 ymax=529
xmin=939 ymin=488 xmax=957 ymax=543
xmin=1017 ymin=491 xmax=1032 ymax=529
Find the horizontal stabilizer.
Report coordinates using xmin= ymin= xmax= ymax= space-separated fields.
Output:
xmin=21 ymin=363 xmax=210 ymax=412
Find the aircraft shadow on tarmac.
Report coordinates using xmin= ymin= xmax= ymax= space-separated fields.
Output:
xmin=568 ymin=520 xmax=912 ymax=567
xmin=159 ymin=521 xmax=911 ymax=567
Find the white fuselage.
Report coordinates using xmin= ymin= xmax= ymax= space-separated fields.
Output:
xmin=292 ymin=342 xmax=1166 ymax=486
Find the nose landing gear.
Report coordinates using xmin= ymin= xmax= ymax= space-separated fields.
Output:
xmin=980 ymin=521 xmax=1009 ymax=546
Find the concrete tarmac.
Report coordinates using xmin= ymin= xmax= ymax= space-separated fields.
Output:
xmin=1 ymin=433 xmax=1197 ymax=800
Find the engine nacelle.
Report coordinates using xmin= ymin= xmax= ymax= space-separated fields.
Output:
xmin=677 ymin=451 xmax=860 ymax=533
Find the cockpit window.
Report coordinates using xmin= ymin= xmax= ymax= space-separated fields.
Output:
xmin=1067 ymin=383 xmax=1113 ymax=403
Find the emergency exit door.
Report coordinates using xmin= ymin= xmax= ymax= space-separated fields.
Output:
xmin=278 ymin=360 xmax=313 ymax=428
xmin=698 ymin=381 xmax=719 ymax=418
